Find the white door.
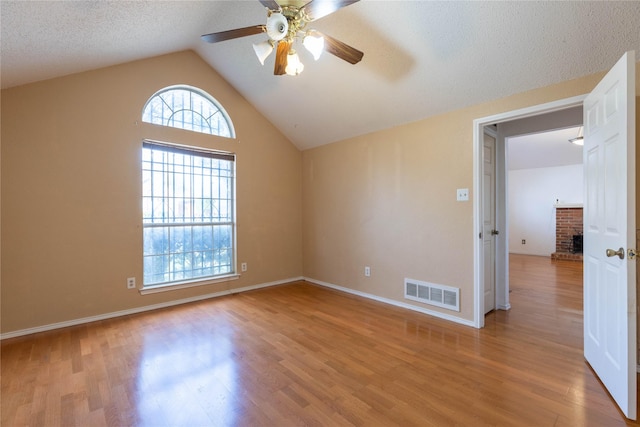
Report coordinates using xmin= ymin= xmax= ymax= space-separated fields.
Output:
xmin=483 ymin=129 xmax=497 ymax=314
xmin=583 ymin=51 xmax=636 ymax=420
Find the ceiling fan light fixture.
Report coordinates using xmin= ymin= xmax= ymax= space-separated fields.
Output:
xmin=252 ymin=40 xmax=274 ymax=65
xmin=569 ymin=126 xmax=584 ymax=146
xmin=285 ymin=50 xmax=304 ymax=76
xmin=266 ymin=12 xmax=289 ymax=41
xmin=303 ymin=34 xmax=324 ymax=60
xmin=200 ymin=1 xmax=363 ymax=76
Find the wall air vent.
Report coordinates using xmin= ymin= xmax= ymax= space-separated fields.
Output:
xmin=404 ymin=278 xmax=460 ymax=312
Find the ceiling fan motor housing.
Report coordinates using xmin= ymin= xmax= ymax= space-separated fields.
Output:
xmin=266 ymin=13 xmax=289 ymax=41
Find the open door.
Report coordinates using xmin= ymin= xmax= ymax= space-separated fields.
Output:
xmin=583 ymin=51 xmax=636 ymax=419
xmin=483 ymin=128 xmax=497 ymax=314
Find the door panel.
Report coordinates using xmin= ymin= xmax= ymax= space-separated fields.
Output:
xmin=483 ymin=131 xmax=496 ymax=314
xmin=583 ymin=50 xmax=636 ymax=420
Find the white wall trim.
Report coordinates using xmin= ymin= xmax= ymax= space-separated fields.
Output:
xmin=473 ymin=94 xmax=587 ymax=328
xmin=0 ymin=276 xmax=303 ymax=340
xmin=139 ymin=274 xmax=240 ymax=295
xmin=305 ymin=277 xmax=476 ymax=328
xmin=3 ymin=271 xmax=492 ymax=340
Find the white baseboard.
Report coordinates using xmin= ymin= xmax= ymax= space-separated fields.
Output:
xmin=0 ymin=276 xmax=303 ymax=340
xmin=304 ymin=277 xmax=476 ymax=328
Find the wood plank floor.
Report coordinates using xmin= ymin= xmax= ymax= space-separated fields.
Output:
xmin=2 ymin=254 xmax=639 ymax=426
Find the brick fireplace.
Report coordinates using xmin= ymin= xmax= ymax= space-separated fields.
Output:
xmin=551 ymin=205 xmax=583 ymax=261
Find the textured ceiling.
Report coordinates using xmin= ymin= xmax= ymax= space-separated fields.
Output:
xmin=508 ymin=127 xmax=583 ymax=171
xmin=2 ymin=1 xmax=639 ymax=150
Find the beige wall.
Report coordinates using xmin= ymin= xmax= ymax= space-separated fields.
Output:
xmin=2 ymin=50 xmax=639 ymax=334
xmin=1 ymin=51 xmax=303 ymax=333
xmin=302 ymin=64 xmax=640 ymax=323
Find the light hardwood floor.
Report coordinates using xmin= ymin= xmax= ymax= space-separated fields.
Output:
xmin=2 ymin=254 xmax=638 ymax=426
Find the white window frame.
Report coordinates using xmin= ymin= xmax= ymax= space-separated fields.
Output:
xmin=142 ymin=85 xmax=236 ymax=138
xmin=140 ymin=140 xmax=238 ymax=294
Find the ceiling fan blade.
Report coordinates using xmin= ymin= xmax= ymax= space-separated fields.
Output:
xmin=300 ymin=0 xmax=360 ymax=22
xmin=274 ymin=40 xmax=291 ymax=75
xmin=201 ymin=25 xmax=265 ymax=43
xmin=258 ymin=0 xmax=281 ymax=10
xmin=315 ymin=31 xmax=363 ymax=64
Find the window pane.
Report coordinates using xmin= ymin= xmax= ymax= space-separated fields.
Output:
xmin=215 ymin=225 xmax=232 ymax=250
xmin=142 ymin=86 xmax=234 ymax=138
xmin=144 ymin=227 xmax=169 ymax=256
xmin=142 ymin=143 xmax=235 ymax=287
xmin=144 ymin=255 xmax=169 ymax=285
xmin=192 ymin=226 xmax=204 ymax=251
xmin=143 ymin=96 xmax=169 ymax=126
xmin=170 ymin=226 xmax=193 ymax=253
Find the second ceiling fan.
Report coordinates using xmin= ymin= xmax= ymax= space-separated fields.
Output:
xmin=201 ymin=0 xmax=364 ymax=76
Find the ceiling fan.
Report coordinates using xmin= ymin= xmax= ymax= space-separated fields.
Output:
xmin=201 ymin=0 xmax=364 ymax=76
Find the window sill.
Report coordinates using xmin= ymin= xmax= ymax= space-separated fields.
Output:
xmin=139 ymin=274 xmax=240 ymax=295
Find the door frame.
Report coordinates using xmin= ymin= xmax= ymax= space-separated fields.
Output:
xmin=473 ymin=95 xmax=587 ymax=328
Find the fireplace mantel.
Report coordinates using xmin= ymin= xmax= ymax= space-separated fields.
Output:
xmin=554 ymin=203 xmax=583 ymax=209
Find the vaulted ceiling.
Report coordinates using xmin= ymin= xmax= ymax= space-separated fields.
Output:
xmin=2 ymin=1 xmax=639 ymax=150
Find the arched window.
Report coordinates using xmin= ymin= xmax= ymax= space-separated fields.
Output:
xmin=142 ymin=85 xmax=235 ymax=138
xmin=140 ymin=85 xmax=237 ymax=292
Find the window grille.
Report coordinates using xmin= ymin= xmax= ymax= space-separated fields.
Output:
xmin=142 ymin=86 xmax=235 ymax=138
xmin=142 ymin=140 xmax=235 ymax=286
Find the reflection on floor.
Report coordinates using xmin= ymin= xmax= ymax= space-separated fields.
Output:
xmin=2 ymin=254 xmax=638 ymax=425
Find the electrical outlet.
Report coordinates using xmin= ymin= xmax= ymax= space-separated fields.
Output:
xmin=456 ymin=188 xmax=469 ymax=201
xmin=127 ymin=277 xmax=136 ymax=289
xmin=522 ymin=239 xmax=526 ymax=245
xmin=364 ymin=266 xmax=371 ymax=277
xmin=241 ymin=262 xmax=247 ymax=272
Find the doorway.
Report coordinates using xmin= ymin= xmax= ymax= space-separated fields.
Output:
xmin=482 ymin=124 xmax=584 ymax=317
xmin=506 ymin=126 xmax=584 ymax=257
xmin=474 ymin=52 xmax=637 ymax=420
xmin=472 ymin=95 xmax=586 ymax=328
